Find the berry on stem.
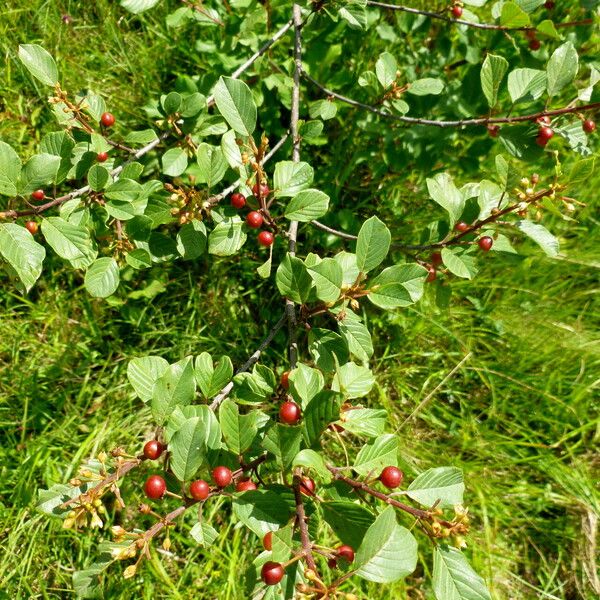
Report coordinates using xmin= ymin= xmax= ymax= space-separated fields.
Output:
xmin=258 ymin=231 xmax=274 ymax=247
xmin=487 ymin=125 xmax=500 ymax=138
xmin=231 ymin=192 xmax=246 ymax=209
xmin=426 ymin=266 xmax=437 ymax=283
xmin=583 ymin=119 xmax=596 ymax=134
xmin=263 ymin=531 xmax=273 ymax=551
xmin=96 ymin=151 xmax=109 ymax=162
xmin=212 ymin=465 xmax=232 ymax=488
xmin=246 ymin=211 xmax=264 ymax=229
xmin=236 ymin=479 xmax=257 ymax=492
xmin=529 ymin=39 xmax=541 ymax=51
xmin=281 ymin=371 xmax=290 ymax=390
xmin=538 ymin=126 xmax=554 ymax=142
xmin=451 ymin=5 xmax=463 ymax=18
xmin=454 ymin=221 xmax=469 ymax=233
xmin=143 ymin=440 xmax=163 ymax=460
xmin=478 ymin=236 xmax=494 ymax=252
xmin=261 ymin=561 xmax=284 ymax=586
xmin=31 ymin=189 xmax=45 ymax=202
xmin=101 ymin=112 xmax=115 ymax=127
xmin=337 ymin=545 xmax=355 ymax=563
xmin=380 ymin=466 xmax=403 ymax=489
xmin=537 ymin=116 xmax=551 ymax=126
xmin=144 ymin=475 xmax=166 ymax=499
xmin=299 ymin=476 xmax=315 ymax=496
xmin=327 ymin=557 xmax=338 ymax=569
xmin=25 ymin=221 xmax=38 ymax=235
xmin=190 ymin=479 xmax=210 ymax=501
xmin=279 ymin=400 xmax=301 ymax=425
xmin=431 ymin=251 xmax=443 ymax=266
xmin=536 ymin=135 xmax=548 ymax=147
xmin=252 ymin=182 xmax=270 ymax=198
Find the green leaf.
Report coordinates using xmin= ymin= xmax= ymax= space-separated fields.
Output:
xmin=37 ymin=482 xmax=93 ymax=517
xmin=41 ymin=217 xmax=97 ymax=269
xmin=0 ymin=141 xmax=22 ymax=196
xmin=480 ymin=54 xmax=508 ymax=108
xmin=354 ymin=434 xmax=398 ymax=476
xmin=568 ymin=157 xmax=595 ymax=186
xmin=232 ymin=364 xmax=275 ymax=404
xmin=170 ymin=416 xmax=212 ymax=481
xmin=276 ymin=253 xmax=313 ymax=304
xmin=151 ymin=358 xmax=196 ymax=425
xmin=219 ymin=398 xmax=257 ymax=455
xmin=232 ymin=488 xmax=293 ymax=536
xmin=127 ymin=356 xmax=169 ymax=402
xmin=302 ymin=390 xmax=343 ymax=446
xmin=0 ymin=223 xmax=45 ymax=292
xmin=499 ymin=2 xmax=530 ymax=28
xmin=162 ymin=148 xmax=188 ymax=177
xmin=208 ymin=217 xmax=247 ymax=256
xmin=368 ymin=264 xmax=427 ymax=309
xmin=164 ymin=406 xmax=221 ymax=449
xmin=190 ymin=521 xmax=218 ymax=548
xmin=308 ymin=328 xmax=349 ymax=372
xmin=195 ymin=352 xmax=232 ymax=398
xmin=332 ymin=362 xmax=375 ymax=399
xmin=120 ymin=0 xmax=160 ymax=14
xmin=321 ymin=502 xmax=375 ymax=549
xmin=375 ymin=52 xmax=397 ymax=89
xmin=262 ymin=424 xmax=302 ymax=471
xmin=284 ymin=189 xmax=330 ymax=222
xmin=270 ymin=525 xmax=294 ymax=564
xmin=355 ymin=506 xmax=418 ymax=583
xmin=19 ymin=153 xmax=61 ymax=195
xmin=335 ymin=251 xmax=360 ymax=287
xmin=407 ymin=467 xmax=465 ymax=508
xmin=196 ymin=143 xmax=227 ymax=188
xmin=507 ymin=68 xmax=547 ymax=104
xmin=427 ymin=173 xmax=464 ymax=227
xmin=307 ymin=258 xmax=343 ymax=303
xmin=336 ymin=308 xmax=373 ymax=362
xmin=18 ymin=44 xmax=58 ymax=86
xmin=356 ymin=216 xmax=391 ymax=273
xmin=341 ymin=408 xmax=387 ymax=438
xmin=433 ymin=545 xmax=492 ymax=600
xmin=273 ymin=161 xmax=314 ymax=198
xmin=309 ymin=99 xmax=337 ymax=120
xmin=177 ymin=220 xmax=207 ymax=260
xmin=212 ymin=76 xmax=257 ymax=137
xmin=546 ymin=42 xmax=578 ymax=97
xmin=536 ymin=19 xmax=561 ymax=40
xmin=40 ymin=132 xmax=75 ymax=184
xmin=339 ymin=3 xmax=367 ymax=29
xmin=293 ymin=449 xmax=331 ymax=483
xmin=516 ymin=220 xmax=559 ymax=257
xmin=162 ymin=91 xmax=182 ymax=115
xmin=288 ymin=364 xmax=325 ymax=407
xmin=441 ymin=248 xmax=478 ymax=280
xmin=87 ymin=164 xmax=110 ymax=191
xmin=407 ymin=78 xmax=444 ymax=96
xmin=84 ymin=257 xmax=120 ymax=298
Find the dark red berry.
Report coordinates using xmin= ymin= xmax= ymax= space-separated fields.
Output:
xmin=281 ymin=371 xmax=290 ymax=390
xmin=454 ymin=222 xmax=469 ymax=233
xmin=299 ymin=476 xmax=315 ymax=496
xmin=327 ymin=558 xmax=338 ymax=569
xmin=246 ymin=211 xmax=263 ymax=229
xmin=538 ymin=126 xmax=554 ymax=141
xmin=96 ymin=151 xmax=109 ymax=162
xmin=431 ymin=251 xmax=443 ymax=266
xmin=212 ymin=466 xmax=232 ymax=488
xmin=487 ymin=125 xmax=500 ymax=138
xmin=529 ymin=39 xmax=541 ymax=51
xmin=236 ymin=479 xmax=257 ymax=492
xmin=31 ymin=189 xmax=45 ymax=201
xmin=189 ymin=479 xmax=210 ymax=501
xmin=100 ymin=112 xmax=115 ymax=127
xmin=143 ymin=440 xmax=163 ymax=460
xmin=544 ymin=1 xmax=555 ymax=8
xmin=25 ymin=221 xmax=38 ymax=235
xmin=231 ymin=192 xmax=246 ymax=209
xmin=336 ymin=545 xmax=355 ymax=563
xmin=583 ymin=119 xmax=596 ymax=134
xmin=263 ymin=531 xmax=273 ymax=551
xmin=536 ymin=135 xmax=548 ymax=147
xmin=478 ymin=236 xmax=494 ymax=252
xmin=451 ymin=5 xmax=463 ymax=18
xmin=426 ymin=266 xmax=436 ymax=283
xmin=279 ymin=400 xmax=301 ymax=425
xmin=261 ymin=561 xmax=284 ymax=586
xmin=380 ymin=466 xmax=404 ymax=489
xmin=144 ymin=475 xmax=166 ymax=499
xmin=252 ymin=182 xmax=270 ymax=198
xmin=258 ymin=231 xmax=274 ymax=247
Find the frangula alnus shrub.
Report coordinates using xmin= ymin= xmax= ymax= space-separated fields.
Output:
xmin=2 ymin=0 xmax=597 ymax=598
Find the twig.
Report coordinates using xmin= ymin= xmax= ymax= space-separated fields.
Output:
xmin=293 ymin=471 xmax=318 ymax=571
xmin=310 ymin=220 xmax=358 ymax=240
xmin=303 ymin=72 xmax=600 ymax=129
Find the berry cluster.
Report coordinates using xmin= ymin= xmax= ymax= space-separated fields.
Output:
xmin=230 ymin=182 xmax=275 ymax=247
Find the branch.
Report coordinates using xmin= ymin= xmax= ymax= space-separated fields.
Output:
xmin=209 ymin=313 xmax=287 ymax=410
xmin=293 ymin=471 xmax=318 ymax=571
xmin=310 ymin=220 xmax=358 ymax=240
xmin=366 ymin=1 xmax=592 ymax=31
xmin=303 ymin=72 xmax=600 ymax=129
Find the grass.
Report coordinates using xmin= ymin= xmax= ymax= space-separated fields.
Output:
xmin=0 ymin=0 xmax=599 ymax=598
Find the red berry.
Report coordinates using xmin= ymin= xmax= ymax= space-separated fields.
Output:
xmin=31 ymin=189 xmax=45 ymax=201
xmin=380 ymin=466 xmax=404 ymax=489
xmin=263 ymin=531 xmax=273 ymax=551
xmin=535 ymin=135 xmax=548 ymax=147
xmin=583 ymin=119 xmax=596 ymax=134
xmin=537 ymin=115 xmax=551 ymax=125
xmin=279 ymin=400 xmax=301 ymax=425
xmin=144 ymin=475 xmax=166 ymax=499
xmin=544 ymin=1 xmax=555 ymax=8
xmin=258 ymin=231 xmax=274 ymax=247
xmin=336 ymin=545 xmax=355 ymax=563
xmin=261 ymin=561 xmax=284 ymax=586
xmin=236 ymin=479 xmax=257 ymax=492
xmin=96 ymin=151 xmax=109 ymax=162
xmin=538 ymin=126 xmax=554 ymax=141
xmin=231 ymin=192 xmax=246 ymax=209
xmin=281 ymin=371 xmax=290 ymax=390
xmin=478 ymin=236 xmax=494 ymax=252
xmin=189 ymin=479 xmax=210 ymax=501
xmin=454 ymin=222 xmax=469 ymax=233
xmin=212 ymin=465 xmax=232 ymax=488
xmin=451 ymin=5 xmax=463 ymax=18
xmin=299 ymin=476 xmax=315 ymax=496
xmin=327 ymin=557 xmax=338 ymax=569
xmin=246 ymin=211 xmax=264 ymax=229
xmin=426 ymin=266 xmax=436 ymax=283
xmin=431 ymin=251 xmax=443 ymax=266
xmin=529 ymin=39 xmax=541 ymax=51
xmin=25 ymin=221 xmax=38 ymax=235
xmin=101 ymin=112 xmax=115 ymax=127
xmin=252 ymin=182 xmax=270 ymax=198
xmin=143 ymin=440 xmax=164 ymax=460
xmin=487 ymin=125 xmax=500 ymax=138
